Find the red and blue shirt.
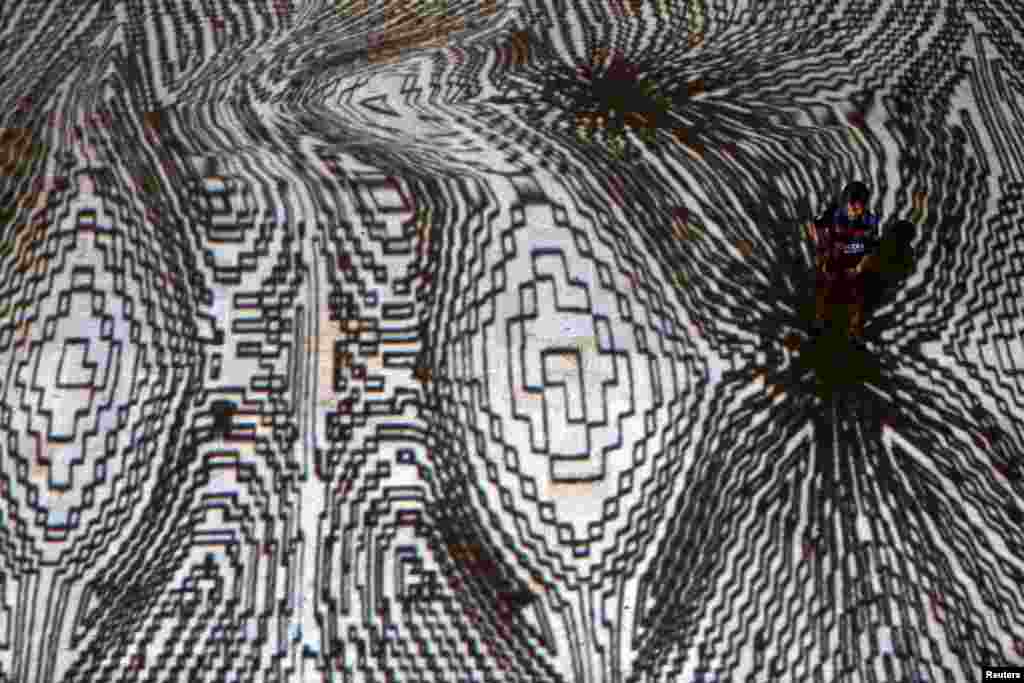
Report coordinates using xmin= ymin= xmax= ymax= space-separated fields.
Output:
xmin=817 ymin=208 xmax=880 ymax=271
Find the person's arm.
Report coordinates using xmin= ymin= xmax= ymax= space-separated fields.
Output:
xmin=853 ymin=235 xmax=879 ymax=274
xmin=854 ymin=252 xmax=879 ymax=274
xmin=815 ymin=215 xmax=836 ymax=273
xmin=805 ymin=221 xmax=818 ymax=245
xmin=807 ymin=203 xmax=831 ymax=244
xmin=850 ymin=215 xmax=881 ymax=274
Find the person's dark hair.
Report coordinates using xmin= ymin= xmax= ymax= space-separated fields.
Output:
xmin=843 ymin=181 xmax=870 ymax=206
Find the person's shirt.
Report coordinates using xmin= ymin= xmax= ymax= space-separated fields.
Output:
xmin=818 ymin=207 xmax=881 ymax=269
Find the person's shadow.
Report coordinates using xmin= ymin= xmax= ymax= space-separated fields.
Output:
xmin=863 ymin=219 xmax=917 ymax=317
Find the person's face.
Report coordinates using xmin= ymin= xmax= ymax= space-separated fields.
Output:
xmin=847 ymin=200 xmax=865 ymax=219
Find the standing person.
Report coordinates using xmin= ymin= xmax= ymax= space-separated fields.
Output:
xmin=811 ymin=181 xmax=881 ymax=344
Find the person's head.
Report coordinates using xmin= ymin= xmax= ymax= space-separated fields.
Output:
xmin=843 ymin=181 xmax=870 ymax=219
xmin=891 ymin=219 xmax=916 ymax=246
